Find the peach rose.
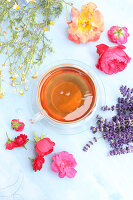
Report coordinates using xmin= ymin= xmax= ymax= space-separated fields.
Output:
xmin=68 ymin=2 xmax=104 ymax=44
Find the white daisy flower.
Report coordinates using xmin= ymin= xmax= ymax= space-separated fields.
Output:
xmin=13 ymin=2 xmax=20 ymax=10
xmin=26 ymin=0 xmax=36 ymax=3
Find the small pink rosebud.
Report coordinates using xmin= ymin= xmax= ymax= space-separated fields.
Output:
xmin=11 ymin=119 xmax=25 ymax=131
xmin=108 ymin=26 xmax=129 ymax=45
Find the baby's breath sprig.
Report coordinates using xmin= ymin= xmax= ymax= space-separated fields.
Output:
xmin=0 ymin=0 xmax=71 ymax=95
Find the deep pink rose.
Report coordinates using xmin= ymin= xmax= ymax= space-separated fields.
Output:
xmin=35 ymin=138 xmax=55 ymax=157
xmin=33 ymin=155 xmax=45 ymax=172
xmin=6 ymin=141 xmax=17 ymax=150
xmin=96 ymin=44 xmax=131 ymax=75
xmin=14 ymin=134 xmax=29 ymax=147
xmin=51 ymin=151 xmax=77 ymax=178
xmin=108 ymin=26 xmax=129 ymax=45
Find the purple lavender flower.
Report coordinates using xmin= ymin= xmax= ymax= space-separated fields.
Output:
xmin=83 ymin=85 xmax=133 ymax=156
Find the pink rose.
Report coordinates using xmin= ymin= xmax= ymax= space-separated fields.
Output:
xmin=5 ymin=133 xmax=29 ymax=150
xmin=11 ymin=119 xmax=25 ymax=131
xmin=96 ymin=44 xmax=131 ymax=75
xmin=35 ymin=138 xmax=55 ymax=157
xmin=51 ymin=151 xmax=77 ymax=178
xmin=108 ymin=26 xmax=129 ymax=45
xmin=33 ymin=155 xmax=45 ymax=172
xmin=14 ymin=134 xmax=29 ymax=147
xmin=6 ymin=141 xmax=17 ymax=150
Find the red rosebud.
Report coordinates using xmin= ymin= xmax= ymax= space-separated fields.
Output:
xmin=6 ymin=141 xmax=17 ymax=150
xmin=96 ymin=44 xmax=131 ymax=75
xmin=14 ymin=134 xmax=29 ymax=147
xmin=33 ymin=155 xmax=45 ymax=172
xmin=35 ymin=138 xmax=55 ymax=157
xmin=11 ymin=119 xmax=25 ymax=131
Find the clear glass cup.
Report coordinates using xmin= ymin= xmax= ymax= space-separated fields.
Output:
xmin=30 ymin=59 xmax=106 ymax=135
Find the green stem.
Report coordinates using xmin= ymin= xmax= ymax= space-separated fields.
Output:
xmin=23 ymin=145 xmax=27 ymax=150
xmin=33 ymin=131 xmax=38 ymax=138
xmin=6 ymin=132 xmax=10 ymax=141
xmin=28 ymin=157 xmax=34 ymax=161
xmin=30 ymin=140 xmax=36 ymax=143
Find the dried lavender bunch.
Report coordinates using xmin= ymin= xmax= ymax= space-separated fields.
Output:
xmin=83 ymin=85 xmax=133 ymax=156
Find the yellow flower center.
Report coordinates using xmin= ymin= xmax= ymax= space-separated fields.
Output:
xmin=32 ymin=72 xmax=38 ymax=79
xmin=78 ymin=14 xmax=92 ymax=31
xmin=18 ymin=65 xmax=22 ymax=69
xmin=43 ymin=27 xmax=48 ymax=31
xmin=16 ymin=5 xmax=20 ymax=10
xmin=20 ymin=89 xmax=24 ymax=95
xmin=50 ymin=21 xmax=54 ymax=25
xmin=0 ymin=93 xmax=4 ymax=98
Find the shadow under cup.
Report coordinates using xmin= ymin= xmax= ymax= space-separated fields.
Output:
xmin=37 ymin=65 xmax=97 ymax=124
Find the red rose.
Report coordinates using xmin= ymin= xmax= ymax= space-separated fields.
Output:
xmin=14 ymin=134 xmax=29 ymax=147
xmin=96 ymin=44 xmax=131 ymax=74
xmin=11 ymin=119 xmax=25 ymax=131
xmin=35 ymin=138 xmax=55 ymax=156
xmin=6 ymin=141 xmax=17 ymax=150
xmin=33 ymin=155 xmax=45 ymax=172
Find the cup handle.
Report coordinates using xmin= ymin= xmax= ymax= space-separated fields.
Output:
xmin=30 ymin=110 xmax=45 ymax=124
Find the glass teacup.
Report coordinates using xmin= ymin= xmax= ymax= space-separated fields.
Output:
xmin=30 ymin=64 xmax=97 ymax=124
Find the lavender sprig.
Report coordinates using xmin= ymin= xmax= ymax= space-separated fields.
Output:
xmin=83 ymin=137 xmax=98 ymax=152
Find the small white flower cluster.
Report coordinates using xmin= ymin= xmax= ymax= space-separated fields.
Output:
xmin=6 ymin=0 xmax=36 ymax=10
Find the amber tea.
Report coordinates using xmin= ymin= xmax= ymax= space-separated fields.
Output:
xmin=37 ymin=66 xmax=97 ymax=123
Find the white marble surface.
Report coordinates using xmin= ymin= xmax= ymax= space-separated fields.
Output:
xmin=0 ymin=0 xmax=133 ymax=199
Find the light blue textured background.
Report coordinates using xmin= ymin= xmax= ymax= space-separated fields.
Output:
xmin=0 ymin=0 xmax=133 ymax=199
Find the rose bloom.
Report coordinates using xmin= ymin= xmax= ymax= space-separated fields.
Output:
xmin=35 ymin=138 xmax=55 ymax=157
xmin=11 ymin=119 xmax=25 ymax=131
xmin=6 ymin=141 xmax=17 ymax=150
xmin=33 ymin=155 xmax=45 ymax=172
xmin=96 ymin=44 xmax=131 ymax=75
xmin=108 ymin=26 xmax=129 ymax=45
xmin=51 ymin=151 xmax=77 ymax=178
xmin=68 ymin=2 xmax=104 ymax=44
xmin=14 ymin=134 xmax=29 ymax=147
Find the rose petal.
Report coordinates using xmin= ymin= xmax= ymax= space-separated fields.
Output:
xmin=58 ymin=171 xmax=66 ymax=178
xmin=65 ymin=168 xmax=77 ymax=178
xmin=71 ymin=7 xmax=80 ymax=26
xmin=91 ymin=10 xmax=104 ymax=31
xmin=51 ymin=162 xmax=59 ymax=173
xmin=68 ymin=34 xmax=80 ymax=44
xmin=81 ymin=2 xmax=97 ymax=14
xmin=96 ymin=44 xmax=109 ymax=55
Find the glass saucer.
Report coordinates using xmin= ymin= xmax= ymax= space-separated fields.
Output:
xmin=29 ymin=59 xmax=106 ymax=135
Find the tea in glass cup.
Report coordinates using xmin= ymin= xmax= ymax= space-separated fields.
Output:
xmin=30 ymin=65 xmax=97 ymax=124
